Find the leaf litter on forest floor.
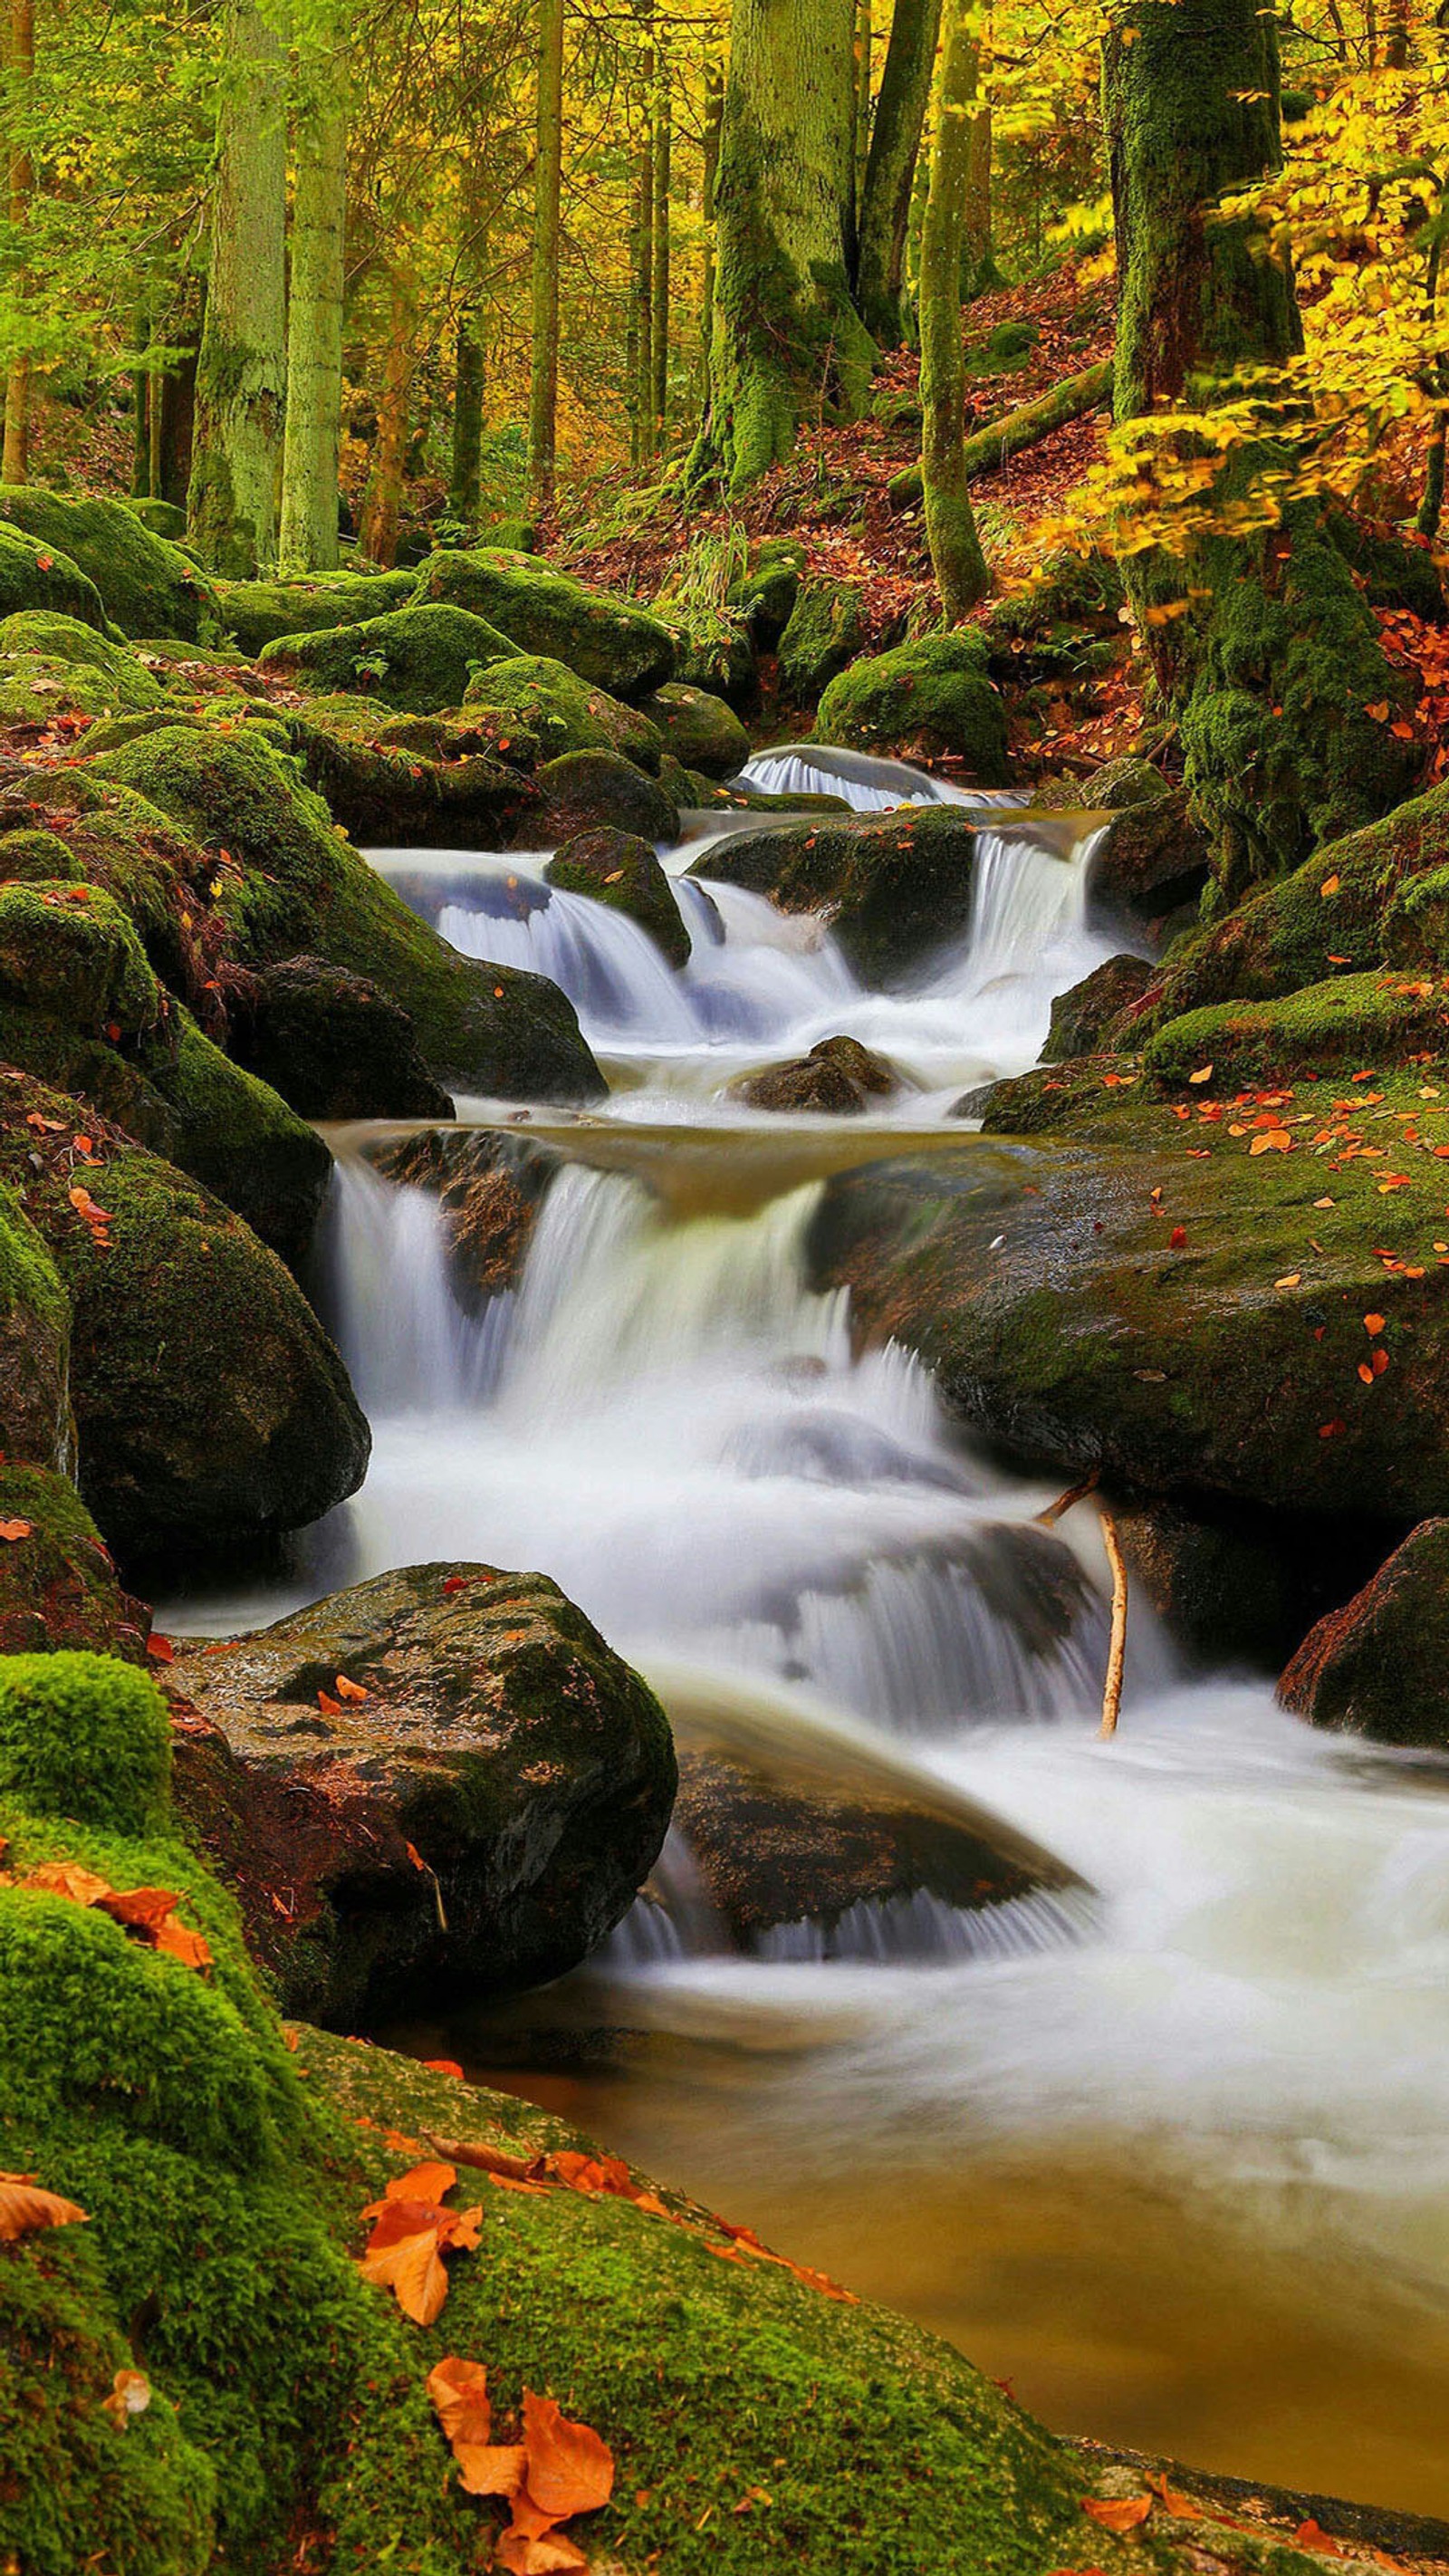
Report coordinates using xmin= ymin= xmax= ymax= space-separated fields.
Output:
xmin=356 ymin=2160 xmax=483 ymax=2325
xmin=427 ymin=2361 xmax=612 ymax=2571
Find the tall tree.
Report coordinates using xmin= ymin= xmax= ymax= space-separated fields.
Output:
xmin=698 ymin=51 xmax=724 ymax=397
xmin=1105 ymin=0 xmax=1418 ymax=895
xmin=857 ymin=0 xmax=944 ymax=346
xmin=649 ymin=35 xmax=671 ymax=457
xmin=187 ymin=0 xmax=287 ymax=574
xmin=279 ymin=18 xmax=348 ymax=574
xmin=528 ymin=0 xmax=565 ymax=515
xmin=359 ymin=253 xmax=417 ymax=564
xmin=700 ymin=0 xmax=874 ymax=489
xmin=919 ymin=0 xmax=989 ymax=617
xmin=3 ymin=0 xmax=35 ymax=484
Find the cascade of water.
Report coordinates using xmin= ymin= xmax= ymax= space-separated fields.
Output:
xmin=323 ymin=1157 xmax=512 ymax=1413
xmin=736 ymin=744 xmax=1029 ymax=812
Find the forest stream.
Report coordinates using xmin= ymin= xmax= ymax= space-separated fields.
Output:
xmin=160 ymin=755 xmax=1449 ymax=2520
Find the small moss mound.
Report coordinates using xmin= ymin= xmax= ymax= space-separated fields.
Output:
xmin=0 ymin=1464 xmax=148 ymax=1661
xmin=258 ymin=602 xmax=514 ymax=712
xmin=727 ymin=536 xmax=805 ymax=647
xmin=0 ymin=518 xmax=107 ymax=630
xmin=816 ymin=633 xmax=1010 ymax=778
xmin=410 ymin=547 xmax=677 ymax=697
xmin=526 ymin=747 xmax=680 ymax=849
xmin=0 ymin=879 xmax=165 ymax=1038
xmin=777 ymin=576 xmax=867 ymax=704
xmin=464 ymin=651 xmax=664 ymax=767
xmin=0 ymin=825 xmax=82 ymax=883
xmin=212 ymin=568 xmax=417 ymax=656
xmin=638 ymin=681 xmax=751 ymax=778
xmin=0 ymin=612 xmax=164 ymax=710
xmin=1146 ymin=972 xmax=1449 ymax=1088
xmin=0 ymin=1648 xmax=169 ymax=1835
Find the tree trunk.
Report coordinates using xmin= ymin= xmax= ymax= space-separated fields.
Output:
xmin=131 ymin=305 xmax=152 ymax=498
xmin=700 ymin=0 xmax=875 ymax=491
xmin=699 ymin=53 xmax=724 ymax=398
xmin=649 ymin=40 xmax=671 ymax=456
xmin=857 ymin=0 xmax=943 ymax=346
xmin=888 ymin=358 xmax=1113 ymax=508
xmin=963 ymin=101 xmax=998 ymax=297
xmin=449 ymin=309 xmax=485 ymax=525
xmin=3 ymin=0 xmax=35 ymax=485
xmin=279 ymin=40 xmax=348 ymax=575
xmin=158 ymin=287 xmax=202 ymax=510
xmin=187 ymin=0 xmax=287 ymax=575
xmin=1105 ymin=0 xmax=1419 ymax=896
xmin=854 ymin=0 xmax=873 ymax=216
xmin=629 ymin=23 xmax=655 ymax=467
xmin=359 ymin=262 xmax=417 ymax=567
xmin=919 ymin=0 xmax=990 ymax=619
xmin=528 ymin=0 xmax=565 ymax=516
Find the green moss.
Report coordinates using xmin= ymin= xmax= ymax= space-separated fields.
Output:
xmin=777 ymin=576 xmax=867 ymax=704
xmin=0 ymin=879 xmax=165 ymax=1036
xmin=257 ymin=602 xmax=515 ymax=713
xmin=409 ymin=548 xmax=677 ymax=697
xmin=816 ymin=634 xmax=1009 ymax=777
xmin=546 ymin=829 xmax=692 ymax=968
xmin=0 ymin=1462 xmax=146 ymax=1660
xmin=0 ymin=612 xmax=165 ymax=709
xmin=638 ymin=682 xmax=751 ymax=778
xmin=0 ymin=824 xmax=82 ymax=881
xmin=0 ymin=487 xmax=217 ymax=640
xmin=0 ymin=1649 xmax=169 ymax=1835
xmin=211 ymin=568 xmax=417 ymax=656
xmin=463 ymin=652 xmax=664 ymax=767
xmin=127 ymin=496 xmax=189 ymax=543
xmin=1145 ymin=972 xmax=1449 ymax=1087
xmin=0 ymin=518 xmax=107 ymax=630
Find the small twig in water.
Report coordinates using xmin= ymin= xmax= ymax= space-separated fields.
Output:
xmin=1099 ymin=1508 xmax=1128 ymax=1740
xmin=1035 ymin=1468 xmax=1100 ymax=1527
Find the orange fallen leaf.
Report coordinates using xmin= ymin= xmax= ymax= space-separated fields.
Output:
xmin=520 ymin=2389 xmax=615 ymax=2523
xmin=1187 ymin=1063 xmax=1214 ymax=1084
xmin=495 ymin=2533 xmax=586 ymax=2575
xmin=146 ymin=1633 xmax=175 ymax=1663
xmin=0 ymin=2171 xmax=89 ymax=2241
xmin=317 ymin=1689 xmax=343 ymax=1716
xmin=102 ymin=2368 xmax=151 ymax=2428
xmin=427 ymin=2354 xmax=494 ymax=2448
xmin=334 ymin=1674 xmax=368 ymax=1703
xmin=1250 ymin=1129 xmax=1292 ymax=1155
xmin=1082 ymin=2496 xmax=1154 ymax=2533
xmin=24 ymin=1860 xmax=113 ymax=1906
xmin=1319 ymin=874 xmax=1340 ymax=897
xmin=460 ymin=2442 xmax=530 ymax=2500
xmin=1294 ymin=2521 xmax=1347 ymax=2556
xmin=0 ymin=1517 xmax=31 ymax=1542
xmin=357 ymin=2169 xmax=483 ymax=2325
xmin=1274 ymin=1273 xmax=1301 ymax=1289
xmin=424 ymin=2058 xmax=465 ymax=2079
xmin=1364 ymin=1314 xmax=1386 ymax=1335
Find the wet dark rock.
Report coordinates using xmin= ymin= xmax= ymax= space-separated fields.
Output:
xmin=776 ymin=577 xmax=867 ymax=705
xmin=693 ymin=804 xmax=1004 ymax=985
xmin=235 ymin=956 xmax=455 ymax=1122
xmin=545 ymin=826 xmax=692 ymax=967
xmin=167 ymin=1562 xmax=678 ymax=2023
xmin=1047 ymin=955 xmax=1155 ymax=1059
xmin=1089 ymin=786 xmax=1213 ymax=926
xmin=366 ymin=1126 xmax=563 ymax=1312
xmin=288 ymin=696 xmax=533 ymax=848
xmin=1114 ymin=1491 xmax=1385 ymax=1670
xmin=1279 ymin=1518 xmax=1449 ymax=1747
xmin=731 ymin=1033 xmax=897 ymax=1115
xmin=522 ymin=749 xmax=680 ymax=850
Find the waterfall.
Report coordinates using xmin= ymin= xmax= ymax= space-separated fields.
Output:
xmin=736 ymin=744 xmax=1030 ymax=813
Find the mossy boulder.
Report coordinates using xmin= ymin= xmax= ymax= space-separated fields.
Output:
xmin=1145 ymin=973 xmax=1449 ymax=1090
xmin=235 ymin=956 xmax=455 ymax=1121
xmin=0 ymin=1170 xmax=72 ymax=1469
xmin=463 ymin=651 xmax=664 ymax=767
xmin=168 ymin=1561 xmax=678 ymax=2022
xmin=695 ymin=803 xmax=1026 ymax=985
xmin=409 ymin=547 xmax=676 ymax=697
xmin=0 ymin=878 xmax=164 ymax=1039
xmin=777 ymin=577 xmax=867 ymax=705
xmin=0 ymin=486 xmax=216 ymax=639
xmin=809 ymin=1081 xmax=1449 ymax=1520
xmin=286 ymin=694 xmax=532 ymax=849
xmin=1279 ymin=1519 xmax=1449 ymax=1747
xmin=0 ymin=1648 xmax=169 ymax=1835
xmin=127 ymin=496 xmax=188 ymax=542
xmin=816 ymin=634 xmax=1010 ymax=780
xmin=0 ymin=613 xmax=165 ymax=711
xmin=86 ymin=726 xmax=606 ymax=1104
xmin=545 ymin=827 xmax=692 ymax=967
xmin=212 ymin=568 xmax=417 ymax=657
xmin=258 ymin=603 xmax=514 ymax=713
xmin=731 ymin=1033 xmax=897 ymax=1114
xmin=727 ymin=536 xmax=806 ymax=648
xmin=638 ymin=681 xmax=751 ymax=778
xmin=1047 ymin=955 xmax=1156 ymax=1059
xmin=0 ymin=824 xmax=83 ymax=882
xmin=523 ymin=747 xmax=679 ymax=849
xmin=0 ymin=1077 xmax=369 ymax=1578
xmin=979 ymin=547 xmax=1126 ymax=678
xmin=0 ymin=516 xmax=108 ymax=631
xmin=0 ymin=1464 xmax=149 ymax=1662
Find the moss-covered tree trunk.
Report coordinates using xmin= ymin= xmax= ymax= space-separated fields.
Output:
xmin=448 ymin=307 xmax=485 ymax=526
xmin=698 ymin=53 xmax=723 ymax=399
xmin=2 ymin=0 xmax=34 ymax=485
xmin=278 ymin=37 xmax=348 ymax=576
xmin=1105 ymin=0 xmax=1419 ymax=896
xmin=853 ymin=0 xmax=873 ymax=211
xmin=130 ymin=305 xmax=152 ymax=498
xmin=963 ymin=100 xmax=998 ymax=297
xmin=857 ymin=0 xmax=943 ymax=346
xmin=528 ymin=0 xmax=565 ymax=516
xmin=649 ymin=41 xmax=671 ymax=457
xmin=919 ymin=0 xmax=990 ymax=620
xmin=158 ymin=288 xmax=201 ymax=510
xmin=700 ymin=0 xmax=876 ymax=491
xmin=187 ymin=0 xmax=287 ymax=576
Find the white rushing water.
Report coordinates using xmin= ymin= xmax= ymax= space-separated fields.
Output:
xmin=174 ymin=747 xmax=1449 ymax=2505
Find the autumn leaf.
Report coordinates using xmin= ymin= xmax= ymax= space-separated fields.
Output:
xmin=357 ymin=2167 xmax=483 ymax=2325
xmin=424 ymin=2058 xmax=465 ymax=2079
xmin=0 ymin=1518 xmax=32 ymax=1542
xmin=103 ymin=2369 xmax=151 ymax=2428
xmin=1294 ymin=2522 xmax=1348 ymax=2557
xmin=427 ymin=2354 xmax=494 ymax=2447
xmin=520 ymin=2390 xmax=615 ymax=2523
xmin=1364 ymin=1312 xmax=1385 ymax=1335
xmin=495 ymin=2533 xmax=587 ymax=2575
xmin=1250 ymin=1129 xmax=1292 ymax=1155
xmin=0 ymin=2171 xmax=88 ymax=2241
xmin=1187 ymin=1062 xmax=1214 ymax=1084
xmin=334 ymin=1674 xmax=368 ymax=1703
xmin=24 ymin=1860 xmax=113 ymax=1906
xmin=146 ymin=1633 xmax=175 ymax=1663
xmin=1082 ymin=2495 xmax=1154 ymax=2533
xmin=317 ymin=1689 xmax=344 ymax=1716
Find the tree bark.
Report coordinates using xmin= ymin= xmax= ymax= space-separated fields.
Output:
xmin=854 ymin=0 xmax=873 ymax=216
xmin=629 ymin=40 xmax=653 ymax=468
xmin=699 ymin=0 xmax=875 ymax=491
xmin=963 ymin=100 xmax=997 ymax=296
xmin=919 ymin=0 xmax=990 ymax=619
xmin=888 ymin=358 xmax=1114 ymax=508
xmin=3 ymin=0 xmax=34 ymax=485
xmin=449 ymin=308 xmax=485 ymax=525
xmin=528 ymin=0 xmax=565 ymax=516
xmin=131 ymin=305 xmax=152 ymax=498
xmin=1105 ymin=0 xmax=1419 ymax=894
xmin=649 ymin=39 xmax=671 ymax=455
xmin=158 ymin=287 xmax=202 ymax=510
xmin=699 ymin=53 xmax=724 ymax=398
xmin=359 ymin=260 xmax=417 ymax=567
xmin=279 ymin=34 xmax=348 ymax=575
xmin=187 ymin=0 xmax=287 ymax=574
xmin=857 ymin=0 xmax=943 ymax=347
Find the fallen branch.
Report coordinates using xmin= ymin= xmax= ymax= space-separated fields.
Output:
xmin=1098 ymin=1508 xmax=1128 ymax=1740
xmin=1035 ymin=1467 xmax=1100 ymax=1528
xmin=888 ymin=359 xmax=1115 ymax=513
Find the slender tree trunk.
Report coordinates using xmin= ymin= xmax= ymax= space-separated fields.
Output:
xmin=919 ymin=1 xmax=990 ymax=619
xmin=857 ymin=0 xmax=944 ymax=346
xmin=359 ymin=260 xmax=417 ymax=567
xmin=187 ymin=0 xmax=287 ymax=574
xmin=649 ymin=39 xmax=671 ymax=456
xmin=149 ymin=338 xmax=165 ymax=499
xmin=1106 ymin=0 xmax=1418 ymax=892
xmin=279 ymin=37 xmax=348 ymax=574
xmin=3 ymin=0 xmax=35 ymax=485
xmin=701 ymin=0 xmax=875 ymax=491
xmin=449 ymin=308 xmax=485 ymax=524
xmin=699 ymin=54 xmax=724 ymax=401
xmin=158 ymin=287 xmax=202 ymax=509
xmin=131 ymin=305 xmax=152 ymax=498
xmin=854 ymin=0 xmax=873 ymax=218
xmin=963 ymin=100 xmax=997 ymax=296
xmin=528 ymin=0 xmax=565 ymax=516
xmin=629 ymin=24 xmax=654 ymax=467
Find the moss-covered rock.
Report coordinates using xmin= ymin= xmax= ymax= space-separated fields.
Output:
xmin=0 ymin=517 xmax=108 ymax=631
xmin=0 ymin=613 xmax=165 ymax=711
xmin=285 ymin=694 xmax=532 ymax=850
xmin=463 ymin=651 xmax=664 ymax=767
xmin=0 ymin=1169 xmax=72 ymax=1469
xmin=1047 ymin=955 xmax=1156 ymax=1059
xmin=638 ymin=680 xmax=751 ymax=778
xmin=731 ymin=1033 xmax=898 ymax=1113
xmin=0 ymin=486 xmax=216 ymax=640
xmin=777 ymin=576 xmax=867 ymax=704
xmin=0 ymin=1076 xmax=369 ymax=1578
xmin=1083 ymin=783 xmax=1211 ymax=924
xmin=815 ymin=633 xmax=1010 ymax=778
xmin=0 ymin=824 xmax=83 ymax=882
xmin=168 ymin=1561 xmax=677 ymax=2022
xmin=0 ymin=1464 xmax=149 ymax=1661
xmin=86 ymin=726 xmax=606 ymax=1103
xmin=127 ymin=496 xmax=188 ymax=542
xmin=0 ymin=878 xmax=164 ymax=1039
xmin=211 ymin=568 xmax=417 ymax=656
xmin=0 ymin=1648 xmax=169 ymax=1834
xmin=727 ymin=535 xmax=806 ymax=647
xmin=524 ymin=746 xmax=680 ymax=848
xmin=545 ymin=827 xmax=692 ymax=967
xmin=410 ymin=547 xmax=676 ymax=697
xmin=258 ymin=603 xmax=514 ymax=713
xmin=1279 ymin=1518 xmax=1449 ymax=1746
xmin=1145 ymin=973 xmax=1449 ymax=1090
xmin=235 ymin=956 xmax=455 ymax=1121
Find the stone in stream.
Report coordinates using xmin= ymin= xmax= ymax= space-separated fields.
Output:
xmin=690 ymin=803 xmax=994 ymax=985
xmin=233 ymin=956 xmax=455 ymax=1123
xmin=464 ymin=652 xmax=666 ymax=768
xmin=730 ymin=1033 xmax=898 ymax=1115
xmin=544 ymin=824 xmax=693 ymax=967
xmin=1046 ymin=953 xmax=1156 ymax=1059
xmin=637 ymin=680 xmax=752 ymax=778
xmin=366 ymin=1125 xmax=562 ymax=1312
xmin=285 ymin=693 xmax=534 ymax=848
xmin=1279 ymin=1518 xmax=1449 ymax=1748
xmin=167 ymin=1562 xmax=678 ymax=2023
xmin=1032 ymin=759 xmax=1211 ymax=927
xmin=815 ymin=632 xmax=1011 ymax=781
xmin=521 ymin=746 xmax=681 ymax=849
